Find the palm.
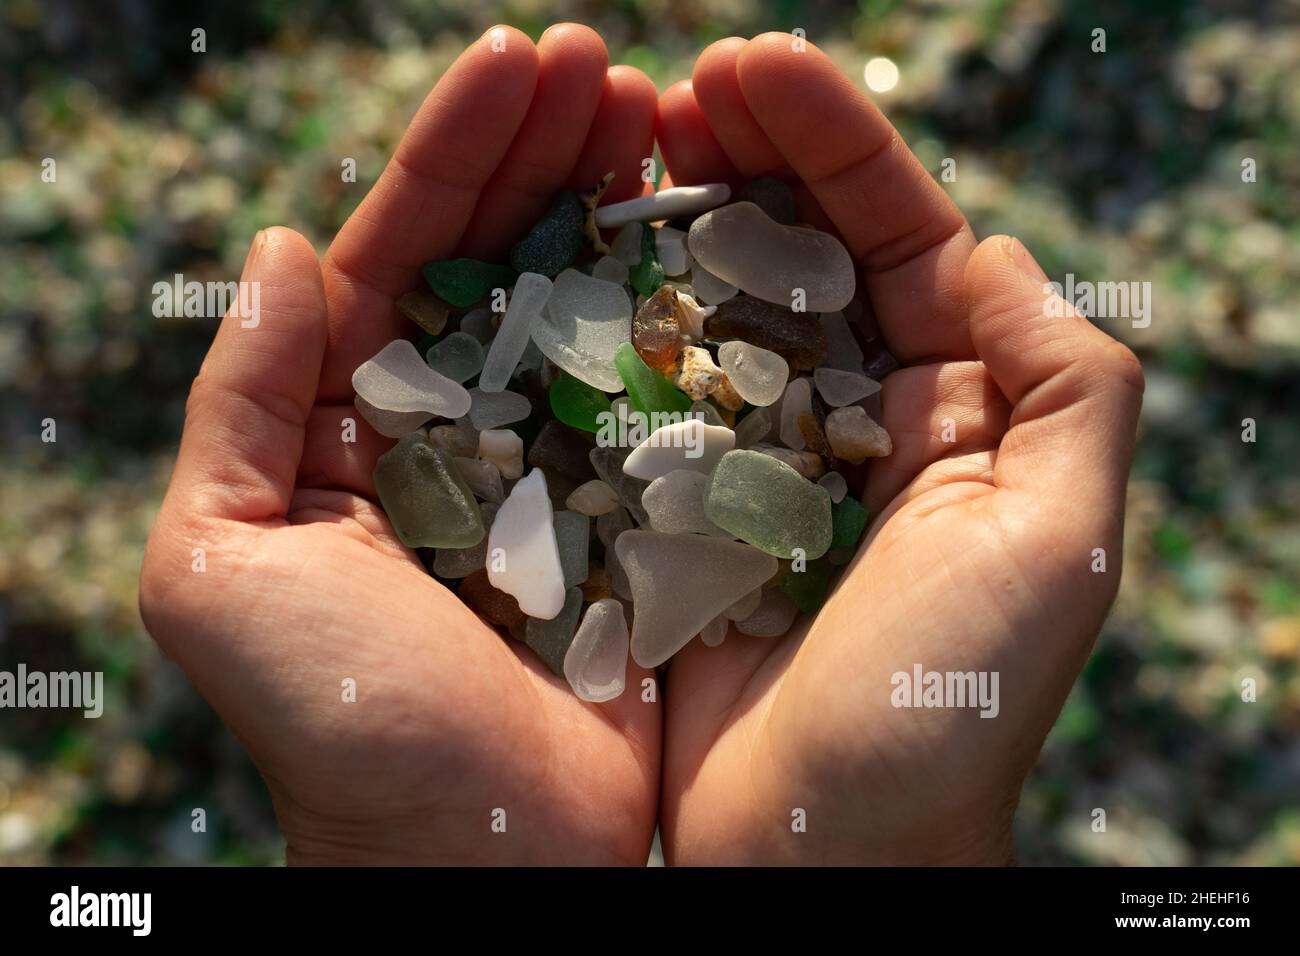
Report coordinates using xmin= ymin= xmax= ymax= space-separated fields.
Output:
xmin=655 ymin=36 xmax=1141 ymax=863
xmin=143 ymin=25 xmax=663 ymax=864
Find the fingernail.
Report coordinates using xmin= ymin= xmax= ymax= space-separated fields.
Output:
xmin=242 ymin=230 xmax=266 ymax=278
xmin=1008 ymin=237 xmax=1048 ymax=285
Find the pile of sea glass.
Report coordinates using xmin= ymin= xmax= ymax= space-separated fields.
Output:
xmin=351 ymin=175 xmax=894 ymax=702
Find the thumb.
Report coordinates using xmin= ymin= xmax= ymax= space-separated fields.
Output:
xmin=165 ymin=227 xmax=328 ymax=525
xmin=966 ymin=236 xmax=1144 ymax=546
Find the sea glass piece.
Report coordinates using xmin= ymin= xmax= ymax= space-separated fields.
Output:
xmin=818 ymin=471 xmax=848 ymax=503
xmin=819 ymin=310 xmax=865 ymax=373
xmin=699 ymin=614 xmax=729 ymax=647
xmin=703 ymin=449 xmax=833 ymax=559
xmin=830 ymin=494 xmax=870 ymax=550
xmin=549 ymin=372 xmax=612 ymax=433
xmin=781 ymin=558 xmax=832 ymax=614
xmin=352 ymin=340 xmax=472 ymax=418
xmin=554 ymin=510 xmax=591 ymax=588
xmin=814 ymin=367 xmax=879 ymax=407
xmin=687 ymin=201 xmax=855 ymax=311
xmin=453 ymin=456 xmax=504 ymax=503
xmin=616 ymin=530 xmax=778 ymax=667
xmin=525 ymin=587 xmax=584 ymax=676
xmin=690 ymin=262 xmax=738 ymax=305
xmin=779 ymin=377 xmax=813 ymax=450
xmin=459 ymin=307 xmax=496 ymax=344
xmin=480 ymin=272 xmax=553 ymax=391
xmin=589 ymin=445 xmax=650 ymax=525
xmin=488 ymin=469 xmax=566 ymax=619
xmin=632 ymin=286 xmax=681 ymax=372
xmin=594 ymin=184 xmax=731 ymax=229
xmin=425 ymin=331 xmax=485 ymax=384
xmin=434 ymin=501 xmax=500 ymax=578
xmin=565 ymin=480 xmax=622 ymax=516
xmin=563 ymin=598 xmax=630 ymax=701
xmin=628 ymin=223 xmax=664 ymax=298
xmin=655 ymin=225 xmax=693 ymax=276
xmin=459 ymin=568 xmax=525 ymax=627
xmin=397 ymin=288 xmax=450 ymax=336
xmin=372 ymin=433 xmax=484 ymax=549
xmin=510 ymin=192 xmax=584 ymax=277
xmin=718 ymin=341 xmax=789 ymax=407
xmin=614 ymin=342 xmax=692 ymax=418
xmin=422 ymin=258 xmax=516 ymax=309
xmin=531 ymin=269 xmax=632 ymax=392
xmin=528 ymin=420 xmax=598 ymax=482
xmin=735 ymin=590 xmax=799 ymax=637
xmin=706 ymin=296 xmax=828 ymax=370
xmin=733 ymin=407 xmax=771 ymax=449
xmin=641 ymin=470 xmax=732 ymax=537
xmin=724 ymin=586 xmax=763 ymax=621
xmin=467 ymin=387 xmax=531 ymax=430
xmin=735 ymin=176 xmax=796 ymax=225
xmin=354 ymin=395 xmax=431 ymax=439
xmin=610 ymin=222 xmax=642 ymax=266
xmin=591 ymin=255 xmax=630 ymax=285
xmin=596 ymin=506 xmax=635 ymax=600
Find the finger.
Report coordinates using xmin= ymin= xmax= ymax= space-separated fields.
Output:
xmin=655 ymin=80 xmax=740 ymax=187
xmin=319 ymin=26 xmax=540 ymax=399
xmin=966 ymin=236 xmax=1144 ymax=528
xmin=734 ymin=33 xmax=977 ymax=363
xmin=567 ymin=65 xmax=659 ymax=204
xmin=863 ymin=361 xmax=1010 ymax=515
xmin=166 ymin=228 xmax=328 ymax=524
xmin=297 ymin=404 xmax=391 ymax=499
xmin=456 ymin=24 xmax=609 ymax=260
xmin=692 ymin=38 xmax=790 ymax=179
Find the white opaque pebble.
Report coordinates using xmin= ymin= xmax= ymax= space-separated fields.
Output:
xmin=594 ymin=184 xmax=731 ymax=229
xmin=488 ymin=469 xmax=566 ymax=619
xmin=622 ymin=418 xmax=736 ymax=481
xmin=478 ymin=428 xmax=524 ymax=480
xmin=352 ymin=339 xmax=472 ymax=418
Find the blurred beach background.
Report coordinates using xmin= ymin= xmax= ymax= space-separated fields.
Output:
xmin=1 ymin=0 xmax=1298 ymax=865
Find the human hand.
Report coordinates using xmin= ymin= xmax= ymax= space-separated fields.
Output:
xmin=655 ymin=34 xmax=1144 ymax=864
xmin=140 ymin=25 xmax=663 ymax=865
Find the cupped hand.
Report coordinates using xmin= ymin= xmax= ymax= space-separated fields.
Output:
xmin=654 ymin=35 xmax=1144 ymax=864
xmin=140 ymin=25 xmax=662 ymax=865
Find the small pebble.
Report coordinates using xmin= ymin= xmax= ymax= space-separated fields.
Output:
xmin=814 ymin=367 xmax=879 ymax=407
xmin=467 ymin=387 xmax=532 ymax=430
xmin=563 ymin=598 xmax=630 ymax=701
xmin=655 ymin=224 xmax=693 ymax=276
xmin=425 ymin=331 xmax=485 ymax=384
xmin=510 ymin=192 xmax=585 ymax=278
xmin=565 ymin=480 xmax=622 ymax=516
xmin=825 ymin=405 xmax=892 ymax=462
xmin=397 ymin=288 xmax=450 ymax=336
xmin=778 ymin=377 xmax=813 ymax=450
xmin=718 ymin=341 xmax=789 ymax=407
xmin=594 ymin=183 xmax=731 ymax=229
xmin=525 ymin=587 xmax=584 ymax=676
xmin=818 ymin=471 xmax=848 ymax=503
xmin=423 ymin=258 xmax=516 ymax=309
xmin=478 ymin=428 xmax=524 ymax=480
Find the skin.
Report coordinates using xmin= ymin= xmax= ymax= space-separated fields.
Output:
xmin=140 ymin=29 xmax=1143 ymax=865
